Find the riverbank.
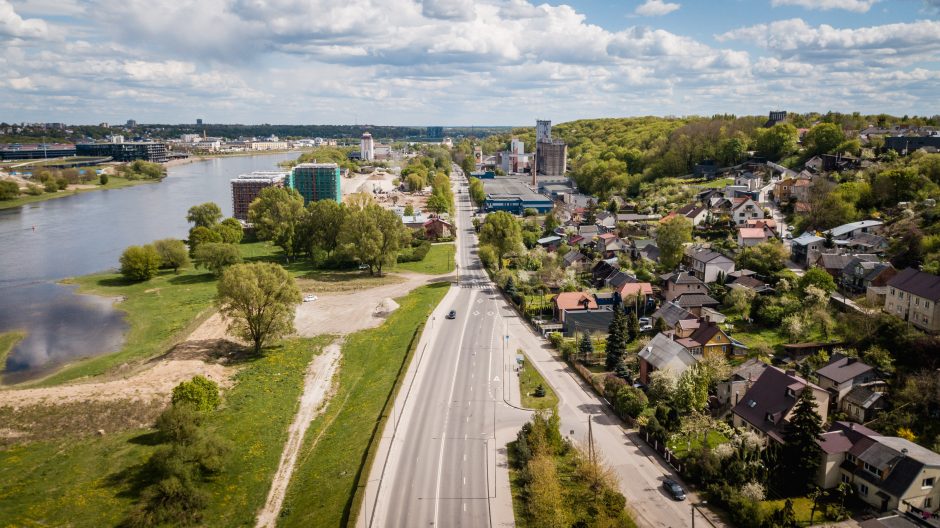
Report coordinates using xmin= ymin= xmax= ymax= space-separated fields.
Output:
xmin=0 ymin=175 xmax=152 ymax=211
xmin=163 ymin=149 xmax=307 ymax=168
xmin=0 ymin=332 xmax=25 ymax=374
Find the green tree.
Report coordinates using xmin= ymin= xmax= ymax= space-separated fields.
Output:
xmin=755 ymin=123 xmax=799 ymax=161
xmin=304 ymin=199 xmax=347 ymax=258
xmin=248 ymin=186 xmax=307 ymax=261
xmin=674 ymin=364 xmax=709 ymax=413
xmin=212 ymin=218 xmax=244 ymax=244
xmin=187 ymin=226 xmax=223 ymax=256
xmin=799 ymin=266 xmax=837 ymax=296
xmin=153 ymin=238 xmax=190 ymax=274
xmin=339 ymin=204 xmax=411 ymax=275
xmin=725 ymin=287 xmax=756 ymax=318
xmin=120 ymin=244 xmax=161 ymax=281
xmin=627 ymin=311 xmax=640 ymax=342
xmin=217 ymin=262 xmax=301 ymax=354
xmin=479 ymin=211 xmax=523 ymax=270
xmin=605 ymin=309 xmax=628 ymax=371
xmin=804 ymin=123 xmax=845 ymax=156
xmin=735 ymin=241 xmax=787 ymax=278
xmin=99 ymin=173 xmax=109 ymax=185
xmin=193 ymin=243 xmax=242 ymax=276
xmin=780 ymin=388 xmax=824 ymax=495
xmin=426 ymin=193 xmax=450 ymax=214
xmin=403 ymin=203 xmax=415 ymax=217
xmin=0 ymin=180 xmax=19 ymax=200
xmin=656 ymin=216 xmax=692 ymax=270
xmin=171 ymin=375 xmax=221 ymax=413
xmin=578 ymin=334 xmax=595 ymax=362
xmin=613 ymin=385 xmax=648 ymax=418
xmin=186 ymin=202 xmax=223 ymax=229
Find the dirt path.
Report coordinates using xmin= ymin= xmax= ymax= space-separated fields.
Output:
xmin=255 ymin=341 xmax=342 ymax=528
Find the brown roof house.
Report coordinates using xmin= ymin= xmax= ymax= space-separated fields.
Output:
xmin=731 ymin=366 xmax=830 ymax=443
xmin=815 ymin=355 xmax=877 ymax=403
xmin=717 ymin=358 xmax=770 ymax=407
xmin=662 ymin=271 xmax=708 ymax=302
xmin=423 ymin=217 xmax=453 ymax=240
xmin=552 ymin=292 xmax=598 ymax=324
xmin=817 ymin=421 xmax=940 ymax=513
xmin=884 ymin=268 xmax=940 ymax=333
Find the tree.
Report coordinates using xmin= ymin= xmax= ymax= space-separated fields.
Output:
xmin=674 ymin=364 xmax=709 ymax=413
xmin=578 ymin=333 xmax=595 ymax=362
xmin=403 ymin=203 xmax=415 ymax=217
xmin=248 ymin=187 xmax=307 ymax=260
xmin=120 ymin=244 xmax=161 ymax=281
xmin=217 ymin=262 xmax=301 ymax=354
xmin=613 ymin=386 xmax=647 ymax=418
xmin=468 ymin=177 xmax=485 ymax=205
xmin=186 ymin=202 xmax=223 ymax=229
xmin=99 ymin=173 xmax=109 ymax=185
xmin=194 ymin=243 xmax=242 ymax=276
xmin=153 ymin=238 xmax=190 ymax=274
xmin=804 ymin=123 xmax=845 ymax=156
xmin=647 ymin=369 xmax=678 ymax=404
xmin=171 ymin=376 xmax=221 ymax=413
xmin=656 ymin=216 xmax=692 ymax=270
xmin=653 ymin=316 xmax=668 ymax=333
xmin=339 ymin=204 xmax=411 ymax=275
xmin=627 ymin=311 xmax=640 ymax=342
xmin=725 ymin=287 xmax=756 ymax=318
xmin=0 ymin=180 xmax=19 ymax=200
xmin=426 ymin=193 xmax=450 ymax=214
xmin=479 ymin=211 xmax=523 ymax=270
xmin=212 ymin=218 xmax=243 ymax=244
xmin=188 ymin=226 xmax=223 ymax=256
xmin=735 ymin=241 xmax=786 ymax=278
xmin=799 ymin=266 xmax=837 ymax=296
xmin=605 ymin=309 xmax=628 ymax=371
xmin=304 ymin=200 xmax=347 ymax=258
xmin=781 ymin=388 xmax=824 ymax=495
xmin=755 ymin=123 xmax=798 ymax=161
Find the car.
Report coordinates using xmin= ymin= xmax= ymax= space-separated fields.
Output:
xmin=358 ymin=263 xmax=369 ymax=270
xmin=446 ymin=310 xmax=457 ymax=319
xmin=663 ymin=479 xmax=686 ymax=501
xmin=303 ymin=295 xmax=318 ymax=303
xmin=639 ymin=317 xmax=652 ymax=326
xmin=640 ymin=324 xmax=653 ymax=332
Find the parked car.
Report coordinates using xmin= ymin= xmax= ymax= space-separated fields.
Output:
xmin=303 ymin=295 xmax=318 ymax=303
xmin=446 ymin=310 xmax=457 ymax=319
xmin=358 ymin=263 xmax=369 ymax=270
xmin=639 ymin=317 xmax=651 ymax=326
xmin=663 ymin=479 xmax=686 ymax=501
xmin=640 ymin=323 xmax=653 ymax=332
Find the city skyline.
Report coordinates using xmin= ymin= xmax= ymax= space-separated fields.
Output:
xmin=2 ymin=0 xmax=939 ymax=125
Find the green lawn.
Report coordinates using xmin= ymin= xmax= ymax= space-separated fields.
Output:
xmin=0 ymin=335 xmax=332 ymax=527
xmin=519 ymin=350 xmax=558 ymax=410
xmin=667 ymin=430 xmax=730 ymax=459
xmin=394 ymin=242 xmax=455 ymax=275
xmin=0 ymin=331 xmax=25 ymax=373
xmin=0 ymin=176 xmax=155 ymax=210
xmin=278 ymin=282 xmax=449 ymax=528
xmin=727 ymin=318 xmax=837 ymax=353
xmin=759 ymin=496 xmax=843 ymax=524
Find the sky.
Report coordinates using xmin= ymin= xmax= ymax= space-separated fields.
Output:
xmin=1 ymin=0 xmax=939 ymax=126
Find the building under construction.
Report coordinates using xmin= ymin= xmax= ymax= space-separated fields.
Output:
xmin=533 ymin=119 xmax=567 ymax=177
xmin=230 ymin=171 xmax=286 ymax=221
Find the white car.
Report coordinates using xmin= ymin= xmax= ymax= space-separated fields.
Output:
xmin=303 ymin=295 xmax=318 ymax=303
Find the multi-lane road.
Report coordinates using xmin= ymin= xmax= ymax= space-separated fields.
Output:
xmin=360 ymin=167 xmax=709 ymax=528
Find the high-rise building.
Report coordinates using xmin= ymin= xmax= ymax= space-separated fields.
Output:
xmin=196 ymin=118 xmax=203 ymax=125
xmin=536 ymin=120 xmax=552 ymax=142
xmin=360 ymin=132 xmax=374 ymax=161
xmin=290 ymin=163 xmax=342 ymax=204
xmin=231 ymin=171 xmax=287 ymax=221
xmin=426 ymin=126 xmax=444 ymax=138
xmin=126 ymin=119 xmax=137 ymax=127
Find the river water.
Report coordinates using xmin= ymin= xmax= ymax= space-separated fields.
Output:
xmin=0 ymin=153 xmax=297 ymax=382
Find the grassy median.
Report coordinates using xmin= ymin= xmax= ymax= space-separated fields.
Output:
xmin=518 ymin=350 xmax=558 ymax=411
xmin=0 ymin=335 xmax=332 ymax=526
xmin=278 ymin=282 xmax=449 ymax=528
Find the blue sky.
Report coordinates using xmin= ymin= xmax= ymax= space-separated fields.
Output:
xmin=1 ymin=0 xmax=938 ymax=125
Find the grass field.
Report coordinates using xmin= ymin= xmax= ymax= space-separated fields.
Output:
xmin=278 ymin=282 xmax=449 ymax=528
xmin=667 ymin=430 xmax=730 ymax=459
xmin=519 ymin=350 xmax=558 ymax=410
xmin=0 ymin=176 xmax=155 ymax=210
xmin=394 ymin=242 xmax=456 ymax=275
xmin=0 ymin=335 xmax=332 ymax=526
xmin=0 ymin=331 xmax=25 ymax=373
xmin=759 ymin=496 xmax=843 ymax=524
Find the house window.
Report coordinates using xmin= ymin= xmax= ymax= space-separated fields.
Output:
xmin=858 ymin=483 xmax=869 ymax=496
xmin=890 ymin=288 xmax=895 ymax=295
xmin=924 ymin=477 xmax=935 ymax=488
xmin=841 ymin=474 xmax=851 ymax=484
xmin=915 ymin=298 xmax=920 ymax=306
xmin=926 ymin=497 xmax=933 ymax=508
xmin=846 ymin=454 xmax=856 ymax=463
xmin=927 ymin=301 xmax=932 ymax=309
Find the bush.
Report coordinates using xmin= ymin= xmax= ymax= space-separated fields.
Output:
xmin=188 ymin=226 xmax=223 ymax=256
xmin=193 ymin=242 xmax=242 ymax=276
xmin=99 ymin=173 xmax=109 ymax=185
xmin=212 ymin=218 xmax=244 ymax=244
xmin=171 ymin=376 xmax=221 ymax=413
xmin=0 ymin=180 xmax=19 ymax=200
xmin=56 ymin=177 xmax=68 ymax=190
xmin=25 ymin=183 xmax=43 ymax=196
xmin=612 ymin=386 xmax=648 ymax=418
xmin=43 ymin=179 xmax=58 ymax=193
xmin=120 ymin=244 xmax=161 ymax=281
xmin=548 ymin=332 xmax=564 ymax=349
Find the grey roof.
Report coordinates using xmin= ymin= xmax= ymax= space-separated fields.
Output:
xmin=816 ymin=253 xmax=854 ymax=271
xmin=663 ymin=271 xmax=705 ymax=286
xmin=826 ymin=220 xmax=883 ymax=238
xmin=730 ymin=358 xmax=770 ymax=382
xmin=688 ymin=249 xmax=733 ymax=264
xmin=675 ymin=293 xmax=720 ymax=308
xmin=792 ymin=232 xmax=824 ymax=246
xmin=606 ymin=271 xmax=637 ymax=289
xmin=843 ymin=385 xmax=886 ymax=410
xmin=816 ymin=356 xmax=874 ymax=384
xmin=887 ymin=268 xmax=940 ymax=301
xmin=651 ymin=301 xmax=696 ymax=327
xmin=564 ymin=310 xmax=615 ymax=335
xmin=537 ymin=235 xmax=561 ymax=245
xmin=638 ymin=333 xmax=697 ymax=374
xmin=859 ymin=514 xmax=930 ymax=528
xmin=640 ymin=244 xmax=660 ymax=261
xmin=562 ymin=250 xmax=588 ymax=267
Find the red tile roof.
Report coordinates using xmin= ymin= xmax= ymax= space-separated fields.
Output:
xmin=553 ymin=292 xmax=598 ymax=311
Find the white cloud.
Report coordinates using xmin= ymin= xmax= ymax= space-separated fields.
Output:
xmin=770 ymin=0 xmax=877 ymax=12
xmin=634 ymin=0 xmax=680 ymax=16
xmin=0 ymin=0 xmax=46 ymax=39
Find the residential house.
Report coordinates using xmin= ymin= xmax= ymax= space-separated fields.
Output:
xmin=596 ymin=232 xmax=629 ymax=258
xmin=774 ymin=178 xmax=798 ymax=204
xmin=662 ymin=271 xmax=708 ymax=302
xmin=685 ymin=248 xmax=736 ymax=283
xmin=884 ymin=268 xmax=940 ymax=333
xmin=840 ymin=232 xmax=889 ymax=255
xmin=731 ymin=197 xmax=765 ymax=226
xmin=633 ymin=239 xmax=661 ymax=263
xmin=791 ymin=232 xmax=825 ymax=267
xmin=816 ymin=355 xmax=877 ymax=403
xmin=671 ymin=203 xmax=709 ymax=227
xmin=717 ymin=358 xmax=770 ymax=407
xmin=674 ymin=293 xmax=721 ymax=316
xmin=841 ymin=385 xmax=888 ymax=423
xmin=637 ymin=333 xmax=698 ymax=385
xmin=735 ymin=171 xmax=763 ymax=192
xmin=738 ymin=227 xmax=770 ymax=247
xmin=562 ymin=250 xmax=591 ymax=270
xmin=617 ymin=282 xmax=654 ymax=312
xmin=650 ymin=301 xmax=697 ymax=333
xmin=537 ymin=235 xmax=562 ymax=250
xmin=552 ymin=292 xmax=598 ymax=323
xmin=673 ymin=319 xmax=737 ymax=357
xmin=423 ymin=218 xmax=453 ymax=240
xmin=401 ymin=213 xmax=428 ymax=229
xmin=563 ymin=308 xmax=615 ymax=337
xmin=790 ymin=177 xmax=813 ymax=204
xmin=817 ymin=421 xmax=940 ymax=513
xmin=731 ymin=366 xmax=830 ymax=443
xmin=814 ymin=253 xmax=855 ymax=281
xmin=728 ymin=275 xmax=774 ymax=295
xmin=827 ymin=220 xmax=884 ymax=241
xmin=840 ymin=256 xmax=896 ymax=301
xmin=746 ymin=218 xmax=779 ymax=236
xmin=591 ymin=259 xmax=620 ymax=286
xmin=605 ymin=270 xmax=637 ymax=291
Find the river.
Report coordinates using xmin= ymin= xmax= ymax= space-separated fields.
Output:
xmin=0 ymin=153 xmax=297 ymax=382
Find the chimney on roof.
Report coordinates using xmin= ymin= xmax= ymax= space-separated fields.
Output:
xmin=846 ymin=357 xmax=857 ymax=365
xmin=785 ymin=369 xmax=797 ymax=377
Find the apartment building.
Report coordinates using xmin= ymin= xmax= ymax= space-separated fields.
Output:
xmin=884 ymin=268 xmax=940 ymax=333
